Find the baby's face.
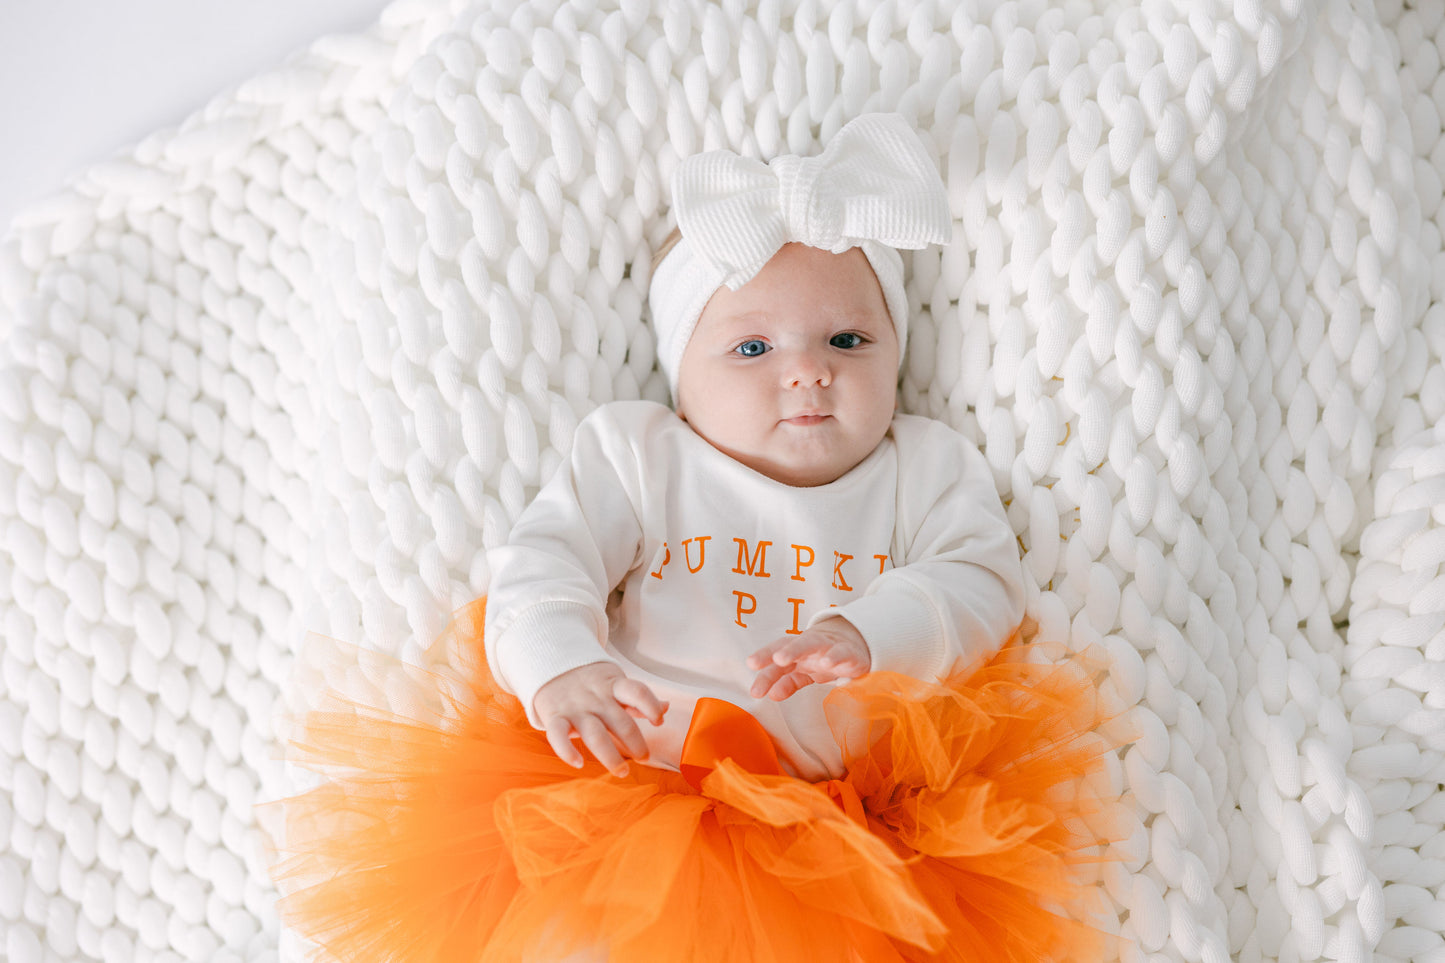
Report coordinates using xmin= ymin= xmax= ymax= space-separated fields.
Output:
xmin=675 ymin=243 xmax=899 ymax=487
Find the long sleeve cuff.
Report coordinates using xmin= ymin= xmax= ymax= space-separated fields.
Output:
xmin=492 ymin=600 xmax=619 ymax=727
xmin=811 ymin=591 xmax=945 ymax=682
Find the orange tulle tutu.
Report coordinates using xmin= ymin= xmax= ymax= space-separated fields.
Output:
xmin=266 ymin=600 xmax=1120 ymax=962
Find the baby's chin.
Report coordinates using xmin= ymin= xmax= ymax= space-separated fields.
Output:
xmin=684 ymin=419 xmax=882 ymax=487
xmin=748 ymin=443 xmax=874 ymax=487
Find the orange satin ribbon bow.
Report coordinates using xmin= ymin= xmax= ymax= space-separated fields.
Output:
xmin=677 ymin=696 xmax=870 ymax=828
xmin=679 ymin=697 xmax=782 ymax=791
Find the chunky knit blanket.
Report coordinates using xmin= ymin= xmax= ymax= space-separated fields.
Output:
xmin=3 ymin=0 xmax=1444 ymax=960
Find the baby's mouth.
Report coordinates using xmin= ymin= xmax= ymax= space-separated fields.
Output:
xmin=782 ymin=413 xmax=831 ymax=426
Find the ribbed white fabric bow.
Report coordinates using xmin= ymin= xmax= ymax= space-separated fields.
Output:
xmin=672 ymin=112 xmax=953 ymax=289
xmin=648 ymin=113 xmax=953 ymax=398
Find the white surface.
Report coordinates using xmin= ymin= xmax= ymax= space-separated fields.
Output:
xmin=2 ymin=0 xmax=1444 ymax=960
xmin=0 ymin=0 xmax=392 ymax=232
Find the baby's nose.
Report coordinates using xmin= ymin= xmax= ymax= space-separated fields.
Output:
xmin=784 ymin=350 xmax=832 ymax=388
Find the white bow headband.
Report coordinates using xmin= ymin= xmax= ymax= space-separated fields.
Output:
xmin=648 ymin=113 xmax=953 ymax=398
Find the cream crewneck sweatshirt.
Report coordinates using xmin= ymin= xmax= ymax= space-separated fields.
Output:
xmin=485 ymin=400 xmax=1024 ymax=780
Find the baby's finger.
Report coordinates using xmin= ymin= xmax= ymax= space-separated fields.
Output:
xmin=764 ymin=636 xmax=828 ymax=669
xmin=613 ymin=678 xmax=669 ymax=725
xmin=575 ymin=715 xmax=628 ymax=777
xmin=544 ymin=716 xmax=585 ymax=769
xmin=749 ymin=661 xmax=792 ymax=699
xmin=599 ymin=704 xmax=650 ymax=761
xmin=745 ymin=637 xmax=792 ymax=671
xmin=761 ymin=669 xmax=811 ymax=702
xmin=748 ymin=634 xmax=820 ymax=672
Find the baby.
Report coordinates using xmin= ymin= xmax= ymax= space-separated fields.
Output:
xmin=274 ymin=114 xmax=1112 ymax=963
xmin=483 ymin=113 xmax=1025 ymax=781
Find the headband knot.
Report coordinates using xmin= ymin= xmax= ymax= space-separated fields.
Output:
xmin=649 ymin=113 xmax=952 ymax=398
xmin=772 ymin=155 xmax=823 ymax=247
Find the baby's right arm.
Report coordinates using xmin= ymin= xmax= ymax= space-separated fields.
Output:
xmin=532 ymin=663 xmax=669 ymax=776
xmin=485 ymin=404 xmax=672 ymax=768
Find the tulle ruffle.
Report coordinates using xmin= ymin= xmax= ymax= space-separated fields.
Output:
xmin=266 ymin=599 xmax=1120 ymax=962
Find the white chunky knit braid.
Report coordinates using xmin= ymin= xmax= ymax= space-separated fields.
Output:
xmin=2 ymin=1 xmax=1444 ymax=961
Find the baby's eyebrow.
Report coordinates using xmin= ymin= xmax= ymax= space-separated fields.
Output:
xmin=701 ymin=315 xmax=777 ymax=340
xmin=713 ymin=309 xmax=770 ymax=326
xmin=705 ymin=307 xmax=889 ymax=338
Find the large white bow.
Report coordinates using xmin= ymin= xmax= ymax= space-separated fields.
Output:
xmin=671 ymin=113 xmax=953 ymax=290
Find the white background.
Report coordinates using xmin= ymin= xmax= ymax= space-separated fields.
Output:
xmin=0 ymin=0 xmax=395 ymax=231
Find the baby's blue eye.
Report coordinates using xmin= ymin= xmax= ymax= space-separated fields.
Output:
xmin=831 ymin=332 xmax=865 ymax=349
xmin=735 ymin=339 xmax=769 ymax=357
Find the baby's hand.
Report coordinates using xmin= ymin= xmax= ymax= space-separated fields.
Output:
xmin=532 ymin=663 xmax=669 ymax=777
xmin=746 ymin=619 xmax=872 ymax=701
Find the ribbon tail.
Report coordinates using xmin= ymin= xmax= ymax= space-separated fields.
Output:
xmin=679 ymin=697 xmax=783 ymax=790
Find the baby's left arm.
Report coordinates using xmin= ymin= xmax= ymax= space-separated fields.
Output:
xmin=781 ymin=417 xmax=1025 ymax=691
